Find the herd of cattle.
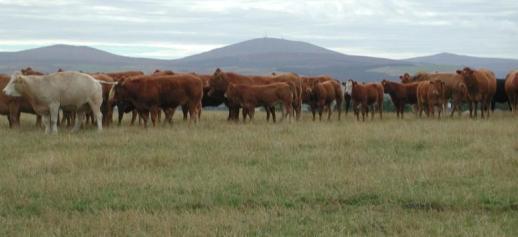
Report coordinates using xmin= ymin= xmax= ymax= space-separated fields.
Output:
xmin=0 ymin=66 xmax=517 ymax=133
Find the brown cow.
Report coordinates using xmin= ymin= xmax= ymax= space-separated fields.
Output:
xmin=346 ymin=80 xmax=383 ymax=121
xmin=207 ymin=69 xmax=299 ymax=122
xmin=110 ymin=74 xmax=203 ymax=127
xmin=417 ymin=80 xmax=446 ymax=119
xmin=0 ymin=75 xmax=41 ymax=127
xmin=106 ymin=71 xmax=144 ymax=82
xmin=401 ymin=72 xmax=469 ymax=117
xmin=456 ymin=67 xmax=497 ymax=118
xmin=310 ymin=80 xmax=343 ymax=121
xmin=302 ymin=76 xmax=344 ymax=120
xmin=224 ymin=82 xmax=294 ymax=122
xmin=505 ymin=70 xmax=518 ymax=113
xmin=381 ymin=80 xmax=419 ymax=119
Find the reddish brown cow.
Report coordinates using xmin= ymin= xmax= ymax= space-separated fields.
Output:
xmin=110 ymin=74 xmax=203 ymax=127
xmin=0 ymin=75 xmax=41 ymax=127
xmin=417 ymin=80 xmax=446 ymax=119
xmin=310 ymin=80 xmax=343 ymax=121
xmin=302 ymin=76 xmax=344 ymax=120
xmin=207 ymin=69 xmax=300 ymax=122
xmin=381 ymin=80 xmax=419 ymax=119
xmin=347 ymin=80 xmax=383 ymax=121
xmin=106 ymin=71 xmax=144 ymax=82
xmin=456 ymin=67 xmax=497 ymax=118
xmin=225 ymin=82 xmax=294 ymax=122
xmin=505 ymin=71 xmax=518 ymax=113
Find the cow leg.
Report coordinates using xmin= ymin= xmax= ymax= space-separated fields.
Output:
xmin=157 ymin=110 xmax=162 ymax=123
xmin=117 ymin=106 xmax=125 ymax=126
xmin=379 ymin=103 xmax=383 ymax=120
xmin=72 ymin=111 xmax=85 ymax=133
xmin=49 ymin=104 xmax=60 ymax=134
xmin=8 ymin=103 xmax=20 ymax=128
xmin=88 ymin=101 xmax=103 ymax=132
xmin=130 ymin=110 xmax=137 ymax=125
xmin=327 ymin=104 xmax=332 ymax=121
xmin=318 ymin=103 xmax=324 ymax=121
xmin=181 ymin=105 xmax=188 ymax=121
xmin=188 ymin=103 xmax=197 ymax=124
xmin=42 ymin=115 xmax=51 ymax=134
xmin=265 ymin=106 xmax=271 ymax=122
xmin=150 ymin=108 xmax=159 ymax=127
xmin=35 ymin=115 xmax=42 ymax=127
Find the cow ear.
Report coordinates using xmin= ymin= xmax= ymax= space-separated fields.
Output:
xmin=456 ymin=70 xmax=462 ymax=75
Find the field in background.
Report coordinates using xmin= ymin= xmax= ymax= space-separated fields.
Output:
xmin=0 ymin=111 xmax=517 ymax=236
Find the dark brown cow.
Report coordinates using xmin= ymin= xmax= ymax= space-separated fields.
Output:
xmin=224 ymin=82 xmax=294 ymax=122
xmin=505 ymin=70 xmax=518 ymax=113
xmin=381 ymin=80 xmax=419 ymax=119
xmin=456 ymin=67 xmax=497 ymax=118
xmin=110 ymin=74 xmax=203 ymax=127
xmin=417 ymin=80 xmax=446 ymax=119
xmin=346 ymin=80 xmax=383 ymax=121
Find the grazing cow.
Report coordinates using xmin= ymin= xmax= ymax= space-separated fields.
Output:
xmin=417 ymin=80 xmax=446 ymax=119
xmin=381 ymin=80 xmax=419 ymax=118
xmin=224 ymin=82 xmax=294 ymax=122
xmin=3 ymin=71 xmax=104 ymax=133
xmin=492 ymin=79 xmax=511 ymax=111
xmin=109 ymin=74 xmax=203 ymax=127
xmin=456 ymin=67 xmax=497 ymax=118
xmin=505 ymin=71 xmax=518 ymax=113
xmin=207 ymin=69 xmax=300 ymax=122
xmin=346 ymin=80 xmax=383 ymax=121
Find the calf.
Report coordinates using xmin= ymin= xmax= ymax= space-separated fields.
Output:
xmin=417 ymin=80 xmax=446 ymax=119
xmin=224 ymin=82 xmax=294 ymax=122
xmin=381 ymin=80 xmax=419 ymax=119
xmin=346 ymin=80 xmax=383 ymax=121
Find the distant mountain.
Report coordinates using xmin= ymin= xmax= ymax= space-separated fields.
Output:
xmin=0 ymin=44 xmax=169 ymax=73
xmin=172 ymin=38 xmax=409 ymax=80
xmin=0 ymin=38 xmax=516 ymax=80
xmin=404 ymin=53 xmax=518 ymax=77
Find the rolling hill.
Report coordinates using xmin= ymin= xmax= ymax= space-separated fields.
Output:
xmin=0 ymin=38 xmax=516 ymax=80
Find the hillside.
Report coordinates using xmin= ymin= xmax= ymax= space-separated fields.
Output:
xmin=0 ymin=38 xmax=516 ymax=80
xmin=404 ymin=53 xmax=518 ymax=77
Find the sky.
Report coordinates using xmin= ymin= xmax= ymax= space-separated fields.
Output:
xmin=0 ymin=0 xmax=517 ymax=60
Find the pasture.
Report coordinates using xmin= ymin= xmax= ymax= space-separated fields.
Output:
xmin=0 ymin=111 xmax=517 ymax=236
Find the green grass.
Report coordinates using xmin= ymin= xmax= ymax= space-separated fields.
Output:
xmin=0 ymin=111 xmax=517 ymax=236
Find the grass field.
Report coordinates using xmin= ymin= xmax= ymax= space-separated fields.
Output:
xmin=0 ymin=111 xmax=517 ymax=236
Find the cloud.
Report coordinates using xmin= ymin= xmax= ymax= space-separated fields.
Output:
xmin=0 ymin=0 xmax=517 ymax=59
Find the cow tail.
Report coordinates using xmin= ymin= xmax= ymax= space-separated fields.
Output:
xmin=108 ymin=84 xmax=117 ymax=102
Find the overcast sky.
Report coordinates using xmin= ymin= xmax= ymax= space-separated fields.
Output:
xmin=1 ymin=0 xmax=517 ymax=59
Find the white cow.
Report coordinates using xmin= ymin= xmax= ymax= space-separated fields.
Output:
xmin=3 ymin=71 xmax=104 ymax=133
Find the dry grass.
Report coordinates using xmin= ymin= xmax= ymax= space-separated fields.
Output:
xmin=0 ymin=111 xmax=517 ymax=236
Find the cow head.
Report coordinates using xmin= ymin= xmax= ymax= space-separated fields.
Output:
xmin=456 ymin=67 xmax=477 ymax=88
xmin=207 ymin=68 xmax=227 ymax=96
xmin=3 ymin=72 xmax=26 ymax=97
xmin=399 ymin=73 xmax=413 ymax=83
xmin=21 ymin=67 xmax=44 ymax=76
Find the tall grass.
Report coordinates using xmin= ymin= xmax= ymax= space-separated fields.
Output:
xmin=0 ymin=111 xmax=517 ymax=236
